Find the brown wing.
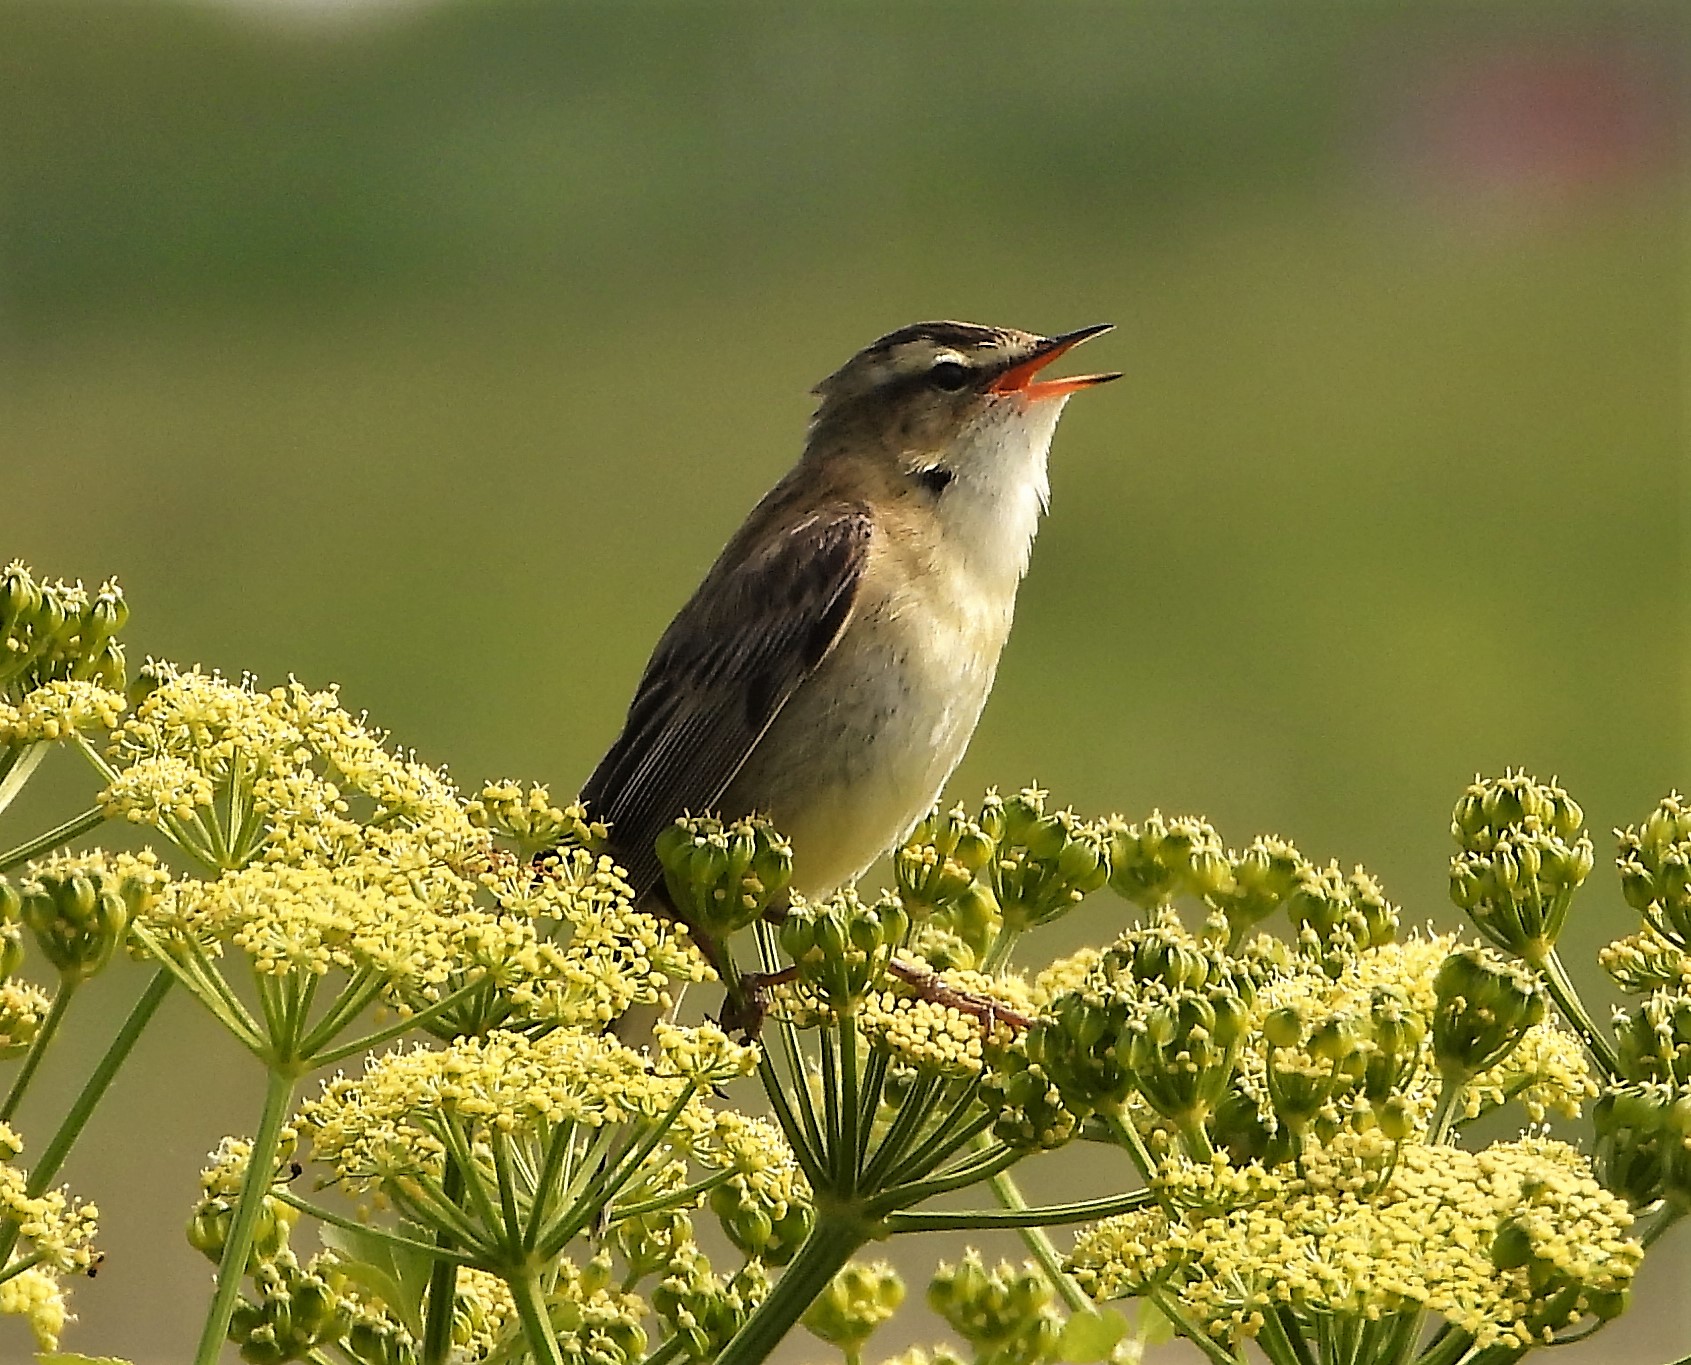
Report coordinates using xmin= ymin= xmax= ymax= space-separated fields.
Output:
xmin=581 ymin=506 xmax=872 ymax=900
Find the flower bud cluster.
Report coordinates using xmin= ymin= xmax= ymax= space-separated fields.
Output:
xmin=1613 ymin=990 xmax=1691 ymax=1085
xmin=803 ymin=1260 xmax=905 ymax=1353
xmin=1255 ymin=985 xmax=1424 ymax=1151
xmin=467 ymin=780 xmax=607 ymax=856
xmin=16 ymin=849 xmax=167 ymax=982
xmin=1204 ymin=835 xmax=1302 ymax=946
xmin=656 ymin=815 xmax=793 ymax=939
xmin=781 ymin=888 xmax=908 ymax=1012
xmin=0 ymin=562 xmax=127 ymax=700
xmin=187 ymin=1132 xmax=300 ymax=1270
xmin=927 ymin=1252 xmax=1061 ymax=1365
xmin=693 ymin=1110 xmax=812 ymax=1266
xmin=1105 ymin=812 xmax=1230 ymax=910
xmin=981 ymin=788 xmax=1111 ymax=934
xmin=1617 ymin=792 xmax=1691 ymax=948
xmin=979 ymin=1045 xmax=1078 ymax=1153
xmin=1593 ymin=1082 xmax=1691 ymax=1210
xmin=897 ymin=804 xmax=995 ymax=917
xmin=1285 ymin=861 xmax=1398 ymax=977
xmin=0 ymin=876 xmax=25 ymax=978
xmin=652 ymin=1247 xmax=769 ymax=1360
xmin=1600 ymin=927 xmax=1691 ymax=994
xmin=228 ymin=1248 xmax=352 ymax=1365
xmin=1449 ymin=772 xmax=1593 ymax=960
xmin=1432 ymin=947 xmax=1547 ymax=1082
xmin=0 ymin=1123 xmax=101 ymax=1350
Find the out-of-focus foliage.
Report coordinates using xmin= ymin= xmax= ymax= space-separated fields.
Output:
xmin=0 ymin=2 xmax=1681 ymax=1361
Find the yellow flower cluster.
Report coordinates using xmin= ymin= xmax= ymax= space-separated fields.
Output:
xmin=107 ymin=668 xmax=707 ymax=1022
xmin=1231 ymin=931 xmax=1592 ymax=1137
xmin=1070 ymin=1132 xmax=1639 ymax=1351
xmin=0 ymin=980 xmax=49 ymax=1055
xmin=103 ymin=666 xmax=474 ymax=859
xmin=0 ymin=1267 xmax=67 ymax=1350
xmin=300 ymin=1027 xmax=699 ymax=1188
xmin=677 ymin=1108 xmax=809 ymax=1223
xmin=0 ymin=1123 xmax=99 ymax=1349
xmin=858 ymin=969 xmax=1033 ymax=1076
xmin=0 ymin=679 xmax=126 ymax=745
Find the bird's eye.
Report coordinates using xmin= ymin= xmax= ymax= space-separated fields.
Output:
xmin=927 ymin=359 xmax=970 ymax=392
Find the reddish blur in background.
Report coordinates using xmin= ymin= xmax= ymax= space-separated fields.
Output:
xmin=1 ymin=2 xmax=1685 ymax=1360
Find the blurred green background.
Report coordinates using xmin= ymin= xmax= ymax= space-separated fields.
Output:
xmin=1 ymin=1 xmax=1685 ymax=1360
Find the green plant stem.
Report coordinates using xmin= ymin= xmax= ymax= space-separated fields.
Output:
xmin=1536 ymin=948 xmax=1622 ymax=1079
xmin=0 ymin=978 xmax=78 ymax=1124
xmin=715 ymin=1212 xmax=870 ymax=1365
xmin=421 ymin=1163 xmax=468 ymax=1365
xmin=840 ymin=1013 xmax=861 ymax=1193
xmin=30 ymin=967 xmax=171 ymax=1193
xmin=640 ymin=1335 xmax=689 ymax=1365
xmin=1427 ymin=1078 xmax=1464 ymax=1146
xmin=195 ymin=1065 xmax=299 ymax=1365
xmin=0 ymin=804 xmax=108 ymax=872
xmin=506 ymin=1266 xmax=568 ymax=1365
xmin=981 ymin=926 xmax=1021 ymax=973
xmin=985 ymin=1169 xmax=1090 ymax=1313
xmin=1273 ymin=1307 xmax=1318 ymax=1365
xmin=129 ymin=921 xmax=266 ymax=1050
xmin=869 ymin=1142 xmax=1019 ymax=1215
xmin=885 ymin=1186 xmax=1155 ymax=1233
xmin=1146 ymin=1285 xmax=1241 ymax=1365
xmin=1643 ymin=1201 xmax=1686 ymax=1248
xmin=270 ymin=1189 xmax=476 ymax=1267
xmin=756 ymin=1052 xmax=827 ymax=1190
xmin=0 ymin=742 xmax=47 ymax=819
xmin=1255 ymin=1305 xmax=1306 ymax=1365
xmin=609 ymin=1171 xmax=733 ymax=1224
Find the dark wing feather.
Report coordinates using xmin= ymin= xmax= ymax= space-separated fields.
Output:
xmin=581 ymin=506 xmax=872 ymax=899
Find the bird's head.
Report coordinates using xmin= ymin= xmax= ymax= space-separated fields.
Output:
xmin=808 ymin=320 xmax=1118 ymax=491
xmin=806 ymin=321 xmax=1118 ymax=582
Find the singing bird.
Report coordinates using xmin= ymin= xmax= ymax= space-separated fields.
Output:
xmin=581 ymin=320 xmax=1118 ymax=913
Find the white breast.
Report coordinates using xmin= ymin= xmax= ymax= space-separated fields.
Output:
xmin=721 ymin=394 xmax=1070 ymax=896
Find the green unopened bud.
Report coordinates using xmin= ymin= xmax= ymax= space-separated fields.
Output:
xmin=1263 ymin=1005 xmax=1303 ymax=1049
xmin=20 ymin=867 xmax=128 ymax=981
xmin=0 ymin=878 xmax=20 ymax=980
xmin=187 ymin=1191 xmax=296 ymax=1267
xmin=782 ymin=888 xmax=905 ymax=1009
xmin=1375 ymin=1094 xmax=1415 ymax=1142
xmin=1207 ymin=835 xmax=1301 ymax=944
xmin=657 ymin=815 xmax=790 ymax=938
xmin=929 ymin=1252 xmax=1058 ymax=1360
xmin=1127 ymin=983 xmax=1248 ymax=1127
xmin=981 ymin=1046 xmax=1081 ymax=1151
xmin=1449 ymin=776 xmax=1593 ymax=959
xmin=992 ymin=803 xmax=1112 ymax=933
xmin=1432 ymin=947 xmax=1546 ymax=1081
xmin=1286 ymin=860 xmax=1398 ymax=974
xmin=1026 ymin=990 xmax=1136 ymax=1115
xmin=895 ymin=809 xmax=982 ymax=914
xmin=1614 ymin=990 xmax=1691 ymax=1085
xmin=0 ymin=562 xmax=40 ymax=638
xmin=1106 ymin=811 xmax=1231 ymax=911
xmin=85 ymin=579 xmax=128 ymax=645
xmin=229 ymin=1253 xmax=351 ymax=1364
xmin=802 ymin=1260 xmax=905 ymax=1351
xmin=1618 ymin=793 xmax=1691 ymax=948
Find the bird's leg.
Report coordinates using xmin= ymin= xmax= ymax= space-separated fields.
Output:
xmin=719 ymin=965 xmax=800 ymax=1040
xmin=884 ymin=957 xmax=1037 ymax=1035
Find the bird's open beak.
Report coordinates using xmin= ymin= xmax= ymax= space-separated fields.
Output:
xmin=988 ymin=324 xmax=1121 ymax=401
